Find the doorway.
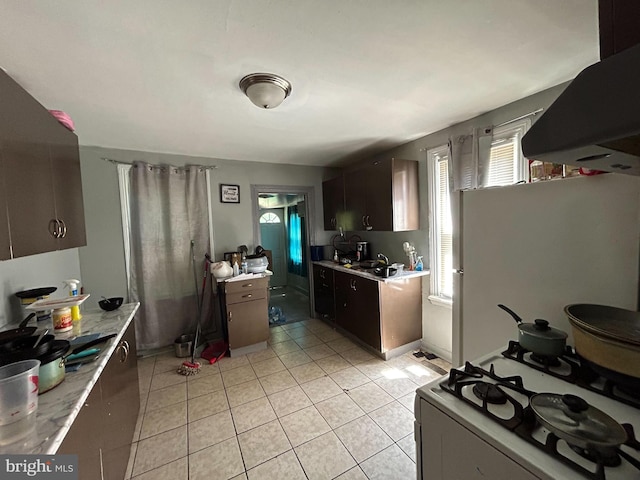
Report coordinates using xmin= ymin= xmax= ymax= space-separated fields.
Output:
xmin=251 ymin=185 xmax=316 ymax=327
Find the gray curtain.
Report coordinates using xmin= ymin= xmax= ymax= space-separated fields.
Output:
xmin=128 ymin=161 xmax=210 ymax=351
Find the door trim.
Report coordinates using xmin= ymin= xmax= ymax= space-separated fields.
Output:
xmin=250 ymin=184 xmax=317 ymax=312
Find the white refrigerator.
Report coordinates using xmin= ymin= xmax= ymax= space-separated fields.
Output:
xmin=452 ymin=173 xmax=640 ymax=366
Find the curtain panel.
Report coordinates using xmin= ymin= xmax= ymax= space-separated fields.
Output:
xmin=287 ymin=205 xmax=307 ymax=277
xmin=128 ymin=161 xmax=210 ymax=350
xmin=447 ymin=125 xmax=493 ymax=192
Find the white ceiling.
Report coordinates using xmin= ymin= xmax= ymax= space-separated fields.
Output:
xmin=0 ymin=1 xmax=599 ymax=167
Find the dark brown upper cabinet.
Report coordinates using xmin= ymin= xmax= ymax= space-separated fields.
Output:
xmin=599 ymin=0 xmax=640 ymax=59
xmin=343 ymin=158 xmax=419 ymax=232
xmin=0 ymin=69 xmax=86 ymax=259
xmin=322 ymin=175 xmax=347 ymax=231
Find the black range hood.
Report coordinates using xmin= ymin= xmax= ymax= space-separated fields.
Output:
xmin=522 ymin=1 xmax=640 ymax=175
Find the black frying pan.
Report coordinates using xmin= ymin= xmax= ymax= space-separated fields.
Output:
xmin=15 ymin=287 xmax=57 ymax=299
xmin=0 ymin=313 xmax=37 ymax=343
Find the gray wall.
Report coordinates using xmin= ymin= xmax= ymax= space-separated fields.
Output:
xmin=351 ymin=82 xmax=570 ymax=361
xmin=0 ymin=249 xmax=81 ymax=328
xmin=78 ymin=146 xmax=332 ymax=310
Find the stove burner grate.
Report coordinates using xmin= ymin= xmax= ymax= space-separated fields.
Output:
xmin=529 ymin=352 xmax=562 ymax=367
xmin=441 ymin=362 xmax=535 ymax=430
xmin=441 ymin=361 xmax=640 ymax=480
xmin=502 ymin=341 xmax=640 ymax=409
xmin=472 ymin=382 xmax=508 ymax=404
xmin=514 ymin=407 xmax=640 ymax=480
xmin=570 ymin=445 xmax=621 ymax=468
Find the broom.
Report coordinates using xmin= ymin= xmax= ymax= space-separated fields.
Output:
xmin=177 ymin=241 xmax=204 ymax=376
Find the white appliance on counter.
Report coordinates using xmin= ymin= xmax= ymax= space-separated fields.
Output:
xmin=414 ymin=346 xmax=640 ymax=479
xmin=452 ymin=173 xmax=640 ymax=366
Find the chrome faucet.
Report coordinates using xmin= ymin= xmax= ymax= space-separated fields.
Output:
xmin=377 ymin=253 xmax=389 ymax=265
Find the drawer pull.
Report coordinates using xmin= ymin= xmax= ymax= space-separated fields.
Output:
xmin=242 ymin=283 xmax=253 ymax=288
xmin=59 ymin=219 xmax=68 ymax=238
xmin=49 ymin=219 xmax=61 ymax=238
xmin=117 ymin=340 xmax=129 ymax=363
xmin=242 ymin=294 xmax=253 ymax=298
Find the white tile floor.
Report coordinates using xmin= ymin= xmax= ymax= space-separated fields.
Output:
xmin=127 ymin=318 xmax=443 ymax=480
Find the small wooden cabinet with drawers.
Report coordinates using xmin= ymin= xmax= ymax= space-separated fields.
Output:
xmin=223 ymin=276 xmax=270 ymax=356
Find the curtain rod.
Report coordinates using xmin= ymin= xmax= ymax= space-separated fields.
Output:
xmin=100 ymin=157 xmax=218 ymax=170
xmin=495 ymin=108 xmax=544 ymax=128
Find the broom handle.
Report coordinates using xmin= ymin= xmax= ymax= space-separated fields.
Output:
xmin=191 ymin=240 xmax=202 ymax=364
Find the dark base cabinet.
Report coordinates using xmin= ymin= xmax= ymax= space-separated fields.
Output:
xmin=335 ymin=271 xmax=381 ymax=351
xmin=58 ymin=386 xmax=102 ymax=479
xmin=58 ymin=322 xmax=139 ymax=480
xmin=313 ymin=264 xmax=335 ymax=319
xmin=317 ymin=263 xmax=423 ymax=357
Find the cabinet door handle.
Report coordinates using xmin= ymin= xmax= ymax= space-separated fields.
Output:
xmin=49 ymin=219 xmax=60 ymax=238
xmin=242 ymin=294 xmax=252 ymax=298
xmin=242 ymin=283 xmax=253 ymax=288
xmin=59 ymin=219 xmax=67 ymax=238
xmin=365 ymin=215 xmax=372 ymax=230
xmin=361 ymin=215 xmax=366 ymax=227
xmin=228 ymin=311 xmax=232 ymax=322
xmin=350 ymin=279 xmax=357 ymax=291
xmin=331 ymin=218 xmax=336 ymax=228
xmin=118 ymin=340 xmax=129 ymax=363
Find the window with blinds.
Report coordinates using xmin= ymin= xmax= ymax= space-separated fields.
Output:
xmin=428 ymin=145 xmax=453 ymax=303
xmin=485 ymin=120 xmax=529 ymax=187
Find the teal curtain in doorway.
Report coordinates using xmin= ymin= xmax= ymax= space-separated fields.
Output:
xmin=287 ymin=205 xmax=307 ymax=276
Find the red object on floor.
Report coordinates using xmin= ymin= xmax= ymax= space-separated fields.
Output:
xmin=201 ymin=340 xmax=228 ymax=365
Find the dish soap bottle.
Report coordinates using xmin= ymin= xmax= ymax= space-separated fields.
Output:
xmin=233 ymin=260 xmax=240 ymax=277
xmin=64 ymin=279 xmax=82 ymax=321
xmin=415 ymin=256 xmax=423 ymax=271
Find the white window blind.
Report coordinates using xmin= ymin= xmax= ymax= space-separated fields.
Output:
xmin=485 ymin=120 xmax=530 ymax=187
xmin=488 ymin=137 xmax=517 ymax=186
xmin=428 ymin=145 xmax=453 ymax=303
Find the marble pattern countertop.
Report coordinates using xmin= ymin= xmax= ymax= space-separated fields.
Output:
xmin=0 ymin=302 xmax=139 ymax=454
xmin=313 ymin=260 xmax=429 ymax=283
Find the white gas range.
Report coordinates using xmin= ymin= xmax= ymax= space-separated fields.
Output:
xmin=414 ymin=343 xmax=640 ymax=480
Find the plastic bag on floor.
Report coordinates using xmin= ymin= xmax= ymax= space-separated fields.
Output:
xmin=269 ymin=306 xmax=286 ymax=324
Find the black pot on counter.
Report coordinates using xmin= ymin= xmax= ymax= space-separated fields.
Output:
xmin=374 ymin=265 xmax=397 ymax=278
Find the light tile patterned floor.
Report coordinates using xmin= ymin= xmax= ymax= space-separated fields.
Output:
xmin=127 ymin=318 xmax=443 ymax=480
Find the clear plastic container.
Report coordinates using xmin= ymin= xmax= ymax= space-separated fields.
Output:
xmin=0 ymin=360 xmax=40 ymax=426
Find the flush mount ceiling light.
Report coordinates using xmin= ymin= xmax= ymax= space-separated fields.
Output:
xmin=239 ymin=73 xmax=292 ymax=109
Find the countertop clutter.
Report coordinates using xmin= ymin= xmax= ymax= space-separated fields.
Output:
xmin=313 ymin=260 xmax=429 ymax=283
xmin=0 ymin=302 xmax=139 ymax=454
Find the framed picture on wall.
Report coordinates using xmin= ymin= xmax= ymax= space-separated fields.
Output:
xmin=220 ymin=184 xmax=240 ymax=203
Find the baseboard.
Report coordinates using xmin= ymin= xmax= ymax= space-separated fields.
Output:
xmin=229 ymin=341 xmax=267 ymax=357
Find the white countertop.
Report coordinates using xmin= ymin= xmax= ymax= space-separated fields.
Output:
xmin=214 ymin=270 xmax=273 ymax=284
xmin=313 ymin=260 xmax=429 ymax=283
xmin=0 ymin=302 xmax=139 ymax=454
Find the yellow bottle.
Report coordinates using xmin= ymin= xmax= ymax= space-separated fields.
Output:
xmin=64 ymin=279 xmax=82 ymax=321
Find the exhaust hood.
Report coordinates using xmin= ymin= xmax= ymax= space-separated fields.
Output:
xmin=521 ymin=42 xmax=640 ymax=175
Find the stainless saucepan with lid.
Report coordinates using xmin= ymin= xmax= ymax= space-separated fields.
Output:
xmin=530 ymin=393 xmax=629 ymax=452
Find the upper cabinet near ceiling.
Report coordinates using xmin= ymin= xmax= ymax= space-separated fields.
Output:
xmin=599 ymin=0 xmax=640 ymax=59
xmin=322 ymin=175 xmax=347 ymax=231
xmin=343 ymin=158 xmax=419 ymax=232
xmin=0 ymin=150 xmax=9 ymax=260
xmin=0 ymin=69 xmax=86 ymax=259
